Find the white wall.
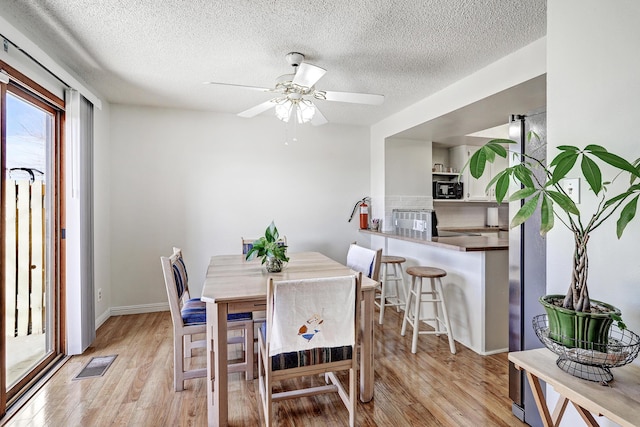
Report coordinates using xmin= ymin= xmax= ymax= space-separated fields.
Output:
xmin=382 ymin=138 xmax=434 ymax=229
xmin=547 ymin=0 xmax=640 ymax=331
xmin=385 ymin=138 xmax=432 ymax=195
xmin=109 ymin=105 xmax=370 ymax=310
xmin=370 ymin=37 xmax=547 ymax=222
xmin=547 ymin=1 xmax=640 ymax=425
xmin=93 ymin=101 xmax=111 ymax=325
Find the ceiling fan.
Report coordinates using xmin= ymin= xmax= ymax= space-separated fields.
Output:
xmin=205 ymin=52 xmax=384 ymax=126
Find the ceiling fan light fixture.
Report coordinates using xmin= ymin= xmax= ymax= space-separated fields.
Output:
xmin=297 ymin=99 xmax=316 ymax=123
xmin=275 ymin=101 xmax=293 ymax=122
xmin=208 ymin=51 xmax=383 ymax=126
xmin=275 ymin=99 xmax=316 ymax=124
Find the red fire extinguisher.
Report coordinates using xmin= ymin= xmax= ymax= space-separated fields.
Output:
xmin=359 ymin=201 xmax=369 ymax=230
xmin=348 ymin=197 xmax=371 ymax=229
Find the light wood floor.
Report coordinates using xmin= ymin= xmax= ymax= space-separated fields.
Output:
xmin=4 ymin=309 xmax=526 ymax=426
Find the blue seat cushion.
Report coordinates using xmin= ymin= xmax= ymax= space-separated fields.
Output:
xmin=260 ymin=323 xmax=353 ymax=371
xmin=172 ymin=256 xmax=189 ymax=299
xmin=181 ymin=298 xmax=252 ymax=325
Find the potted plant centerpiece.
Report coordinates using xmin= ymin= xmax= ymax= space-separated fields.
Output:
xmin=245 ymin=221 xmax=289 ymax=273
xmin=467 ymin=133 xmax=640 ymax=352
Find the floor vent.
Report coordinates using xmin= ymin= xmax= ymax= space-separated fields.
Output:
xmin=73 ymin=355 xmax=117 ymax=380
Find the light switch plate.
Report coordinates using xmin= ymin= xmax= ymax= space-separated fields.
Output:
xmin=561 ymin=178 xmax=580 ymax=204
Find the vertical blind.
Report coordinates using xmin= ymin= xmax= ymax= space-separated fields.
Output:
xmin=79 ymin=94 xmax=95 ymax=349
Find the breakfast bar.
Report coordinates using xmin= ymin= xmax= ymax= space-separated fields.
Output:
xmin=365 ymin=229 xmax=509 ymax=355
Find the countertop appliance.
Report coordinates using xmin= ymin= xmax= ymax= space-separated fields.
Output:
xmin=433 ymin=181 xmax=463 ymax=199
xmin=392 ymin=209 xmax=438 ymax=239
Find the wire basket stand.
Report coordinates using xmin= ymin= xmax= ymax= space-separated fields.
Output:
xmin=533 ymin=314 xmax=640 ymax=383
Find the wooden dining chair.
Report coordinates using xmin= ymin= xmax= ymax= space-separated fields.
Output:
xmin=346 ymin=243 xmax=380 ymax=357
xmin=161 ymin=247 xmax=254 ymax=391
xmin=346 ymin=243 xmax=382 ymax=282
xmin=257 ymin=273 xmax=361 ymax=427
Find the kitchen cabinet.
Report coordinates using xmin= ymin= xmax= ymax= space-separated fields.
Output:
xmin=449 ymin=145 xmax=508 ymax=202
xmin=431 ymin=171 xmax=460 ymax=185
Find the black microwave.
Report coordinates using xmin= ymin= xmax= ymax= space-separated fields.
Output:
xmin=433 ymin=181 xmax=463 ymax=199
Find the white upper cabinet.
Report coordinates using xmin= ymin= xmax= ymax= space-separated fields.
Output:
xmin=449 ymin=145 xmax=508 ymax=202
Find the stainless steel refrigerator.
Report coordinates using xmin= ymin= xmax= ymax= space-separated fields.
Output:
xmin=508 ymin=109 xmax=547 ymax=427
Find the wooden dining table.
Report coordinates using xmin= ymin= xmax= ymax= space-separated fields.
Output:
xmin=201 ymin=251 xmax=377 ymax=427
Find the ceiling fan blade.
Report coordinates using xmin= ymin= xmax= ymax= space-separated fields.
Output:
xmin=238 ymin=99 xmax=276 ymax=118
xmin=311 ymin=105 xmax=328 ymax=126
xmin=322 ymin=90 xmax=384 ymax=105
xmin=293 ymin=63 xmax=326 ymax=88
xmin=204 ymin=81 xmax=273 ymax=93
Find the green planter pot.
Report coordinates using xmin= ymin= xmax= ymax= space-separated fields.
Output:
xmin=540 ymin=295 xmax=621 ymax=352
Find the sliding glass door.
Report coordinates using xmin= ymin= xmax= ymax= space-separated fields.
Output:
xmin=1 ymin=64 xmax=64 ymax=413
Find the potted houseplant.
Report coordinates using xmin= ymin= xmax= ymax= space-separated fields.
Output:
xmin=468 ymin=133 xmax=640 ymax=351
xmin=245 ymin=221 xmax=289 ymax=272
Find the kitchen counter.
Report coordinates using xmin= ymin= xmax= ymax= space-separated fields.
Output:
xmin=438 ymin=226 xmax=509 ymax=233
xmin=366 ymin=228 xmax=509 ymax=355
xmin=361 ymin=229 xmax=508 ymax=252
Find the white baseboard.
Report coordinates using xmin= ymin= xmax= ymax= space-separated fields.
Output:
xmin=95 ymin=309 xmax=111 ymax=329
xmin=111 ymin=302 xmax=169 ymax=316
xmin=481 ymin=347 xmax=509 ymax=356
xmin=95 ymin=302 xmax=169 ymax=330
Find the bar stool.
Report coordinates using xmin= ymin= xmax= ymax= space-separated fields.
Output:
xmin=401 ymin=266 xmax=456 ymax=354
xmin=375 ymin=255 xmax=407 ymax=324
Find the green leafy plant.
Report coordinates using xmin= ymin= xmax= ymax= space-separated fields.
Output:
xmin=245 ymin=221 xmax=289 ymax=264
xmin=468 ymin=132 xmax=640 ymax=322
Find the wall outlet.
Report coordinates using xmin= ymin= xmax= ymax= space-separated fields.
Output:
xmin=97 ymin=288 xmax=103 ymax=302
xmin=561 ymin=178 xmax=580 ymax=204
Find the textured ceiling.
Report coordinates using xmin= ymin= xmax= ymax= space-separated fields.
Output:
xmin=0 ymin=0 xmax=546 ymax=128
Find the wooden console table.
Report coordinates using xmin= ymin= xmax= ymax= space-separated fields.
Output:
xmin=509 ymin=348 xmax=640 ymax=426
